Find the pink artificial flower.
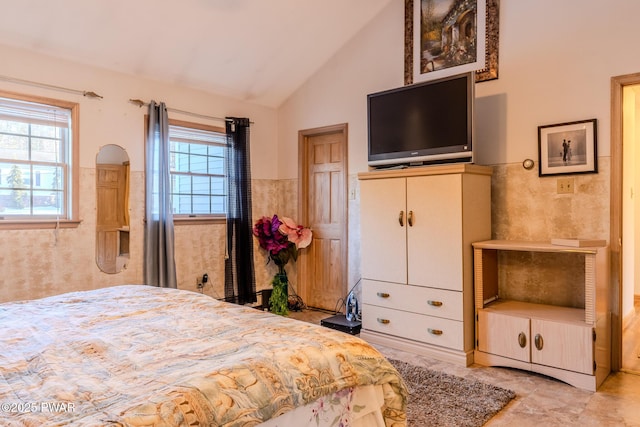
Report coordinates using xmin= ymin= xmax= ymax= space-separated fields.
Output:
xmin=279 ymin=217 xmax=313 ymax=249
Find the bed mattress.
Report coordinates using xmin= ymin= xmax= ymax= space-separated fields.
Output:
xmin=0 ymin=285 xmax=406 ymax=426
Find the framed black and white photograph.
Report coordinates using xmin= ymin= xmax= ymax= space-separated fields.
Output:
xmin=404 ymin=0 xmax=500 ymax=85
xmin=538 ymin=118 xmax=598 ymax=176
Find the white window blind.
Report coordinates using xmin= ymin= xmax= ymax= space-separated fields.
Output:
xmin=0 ymin=96 xmax=72 ymax=219
xmin=169 ymin=124 xmax=226 ymax=216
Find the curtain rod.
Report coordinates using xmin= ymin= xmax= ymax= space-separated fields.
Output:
xmin=0 ymin=74 xmax=103 ymax=99
xmin=129 ymin=98 xmax=253 ymax=124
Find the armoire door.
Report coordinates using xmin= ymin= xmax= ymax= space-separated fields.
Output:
xmin=531 ymin=319 xmax=594 ymax=374
xmin=477 ymin=309 xmax=531 ymax=363
xmin=406 ymin=174 xmax=463 ymax=290
xmin=360 ymin=177 xmax=407 ymax=284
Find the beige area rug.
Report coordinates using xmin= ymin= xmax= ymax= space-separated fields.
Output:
xmin=389 ymin=359 xmax=516 ymax=427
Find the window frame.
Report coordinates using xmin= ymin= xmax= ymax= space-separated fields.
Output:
xmin=0 ymin=90 xmax=80 ymax=230
xmin=167 ymin=118 xmax=227 ymax=225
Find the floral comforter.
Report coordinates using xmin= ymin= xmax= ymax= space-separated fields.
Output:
xmin=0 ymin=285 xmax=407 ymax=426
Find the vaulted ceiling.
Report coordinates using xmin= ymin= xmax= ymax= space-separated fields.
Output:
xmin=0 ymin=0 xmax=394 ymax=107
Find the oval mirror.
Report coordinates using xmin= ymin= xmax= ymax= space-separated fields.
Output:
xmin=96 ymin=145 xmax=130 ymax=273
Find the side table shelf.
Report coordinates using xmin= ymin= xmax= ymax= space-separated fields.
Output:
xmin=472 ymin=240 xmax=610 ymax=391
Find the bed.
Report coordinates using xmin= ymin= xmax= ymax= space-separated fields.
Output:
xmin=0 ymin=285 xmax=407 ymax=426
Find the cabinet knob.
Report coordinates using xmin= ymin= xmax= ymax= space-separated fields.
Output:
xmin=377 ymin=318 xmax=390 ymax=324
xmin=428 ymin=328 xmax=443 ymax=335
xmin=518 ymin=332 xmax=527 ymax=348
xmin=376 ymin=292 xmax=390 ymax=298
xmin=407 ymin=210 xmax=414 ymax=227
xmin=534 ymin=333 xmax=544 ymax=350
xmin=398 ymin=211 xmax=404 ymax=227
xmin=427 ymin=300 xmax=443 ymax=307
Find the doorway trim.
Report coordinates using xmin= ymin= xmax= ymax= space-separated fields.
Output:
xmin=297 ymin=123 xmax=349 ymax=307
xmin=611 ymin=72 xmax=640 ymax=371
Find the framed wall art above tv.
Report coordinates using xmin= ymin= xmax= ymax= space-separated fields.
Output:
xmin=404 ymin=0 xmax=500 ymax=85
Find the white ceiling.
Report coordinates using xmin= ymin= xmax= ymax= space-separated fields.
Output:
xmin=0 ymin=0 xmax=393 ymax=108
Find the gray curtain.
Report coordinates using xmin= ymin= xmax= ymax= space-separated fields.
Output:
xmin=144 ymin=101 xmax=177 ymax=288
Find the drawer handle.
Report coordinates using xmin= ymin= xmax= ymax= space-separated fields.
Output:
xmin=534 ymin=334 xmax=544 ymax=351
xmin=428 ymin=328 xmax=443 ymax=336
xmin=518 ymin=332 xmax=527 ymax=348
xmin=377 ymin=292 xmax=390 ymax=298
xmin=377 ymin=318 xmax=390 ymax=324
xmin=427 ymin=300 xmax=443 ymax=307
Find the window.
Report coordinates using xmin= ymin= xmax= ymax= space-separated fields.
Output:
xmin=0 ymin=91 xmax=79 ymax=229
xmin=168 ymin=120 xmax=226 ymax=219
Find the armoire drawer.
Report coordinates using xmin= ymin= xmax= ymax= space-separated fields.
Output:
xmin=362 ymin=304 xmax=464 ymax=350
xmin=363 ymin=279 xmax=463 ymax=321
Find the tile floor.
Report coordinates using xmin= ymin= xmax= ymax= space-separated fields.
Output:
xmin=288 ymin=308 xmax=640 ymax=426
xmin=622 ymin=297 xmax=640 ymax=373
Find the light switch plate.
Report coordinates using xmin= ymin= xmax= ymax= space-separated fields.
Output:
xmin=557 ymin=178 xmax=575 ymax=194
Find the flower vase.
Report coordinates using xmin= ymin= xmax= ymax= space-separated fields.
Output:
xmin=270 ymin=267 xmax=289 ymax=316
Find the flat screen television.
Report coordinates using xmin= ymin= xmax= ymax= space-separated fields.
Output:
xmin=367 ymin=72 xmax=474 ymax=168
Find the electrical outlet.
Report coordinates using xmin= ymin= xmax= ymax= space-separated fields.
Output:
xmin=196 ymin=273 xmax=208 ymax=291
xmin=557 ymin=178 xmax=575 ymax=194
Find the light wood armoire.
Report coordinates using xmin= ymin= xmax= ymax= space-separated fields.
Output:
xmin=358 ymin=164 xmax=492 ymax=365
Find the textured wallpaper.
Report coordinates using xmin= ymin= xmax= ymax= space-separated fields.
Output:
xmin=0 ymin=168 xmax=144 ymax=302
xmin=491 ymin=159 xmax=610 ymax=242
xmin=489 ymin=159 xmax=610 ymax=307
xmin=0 ymin=160 xmax=611 ymax=305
